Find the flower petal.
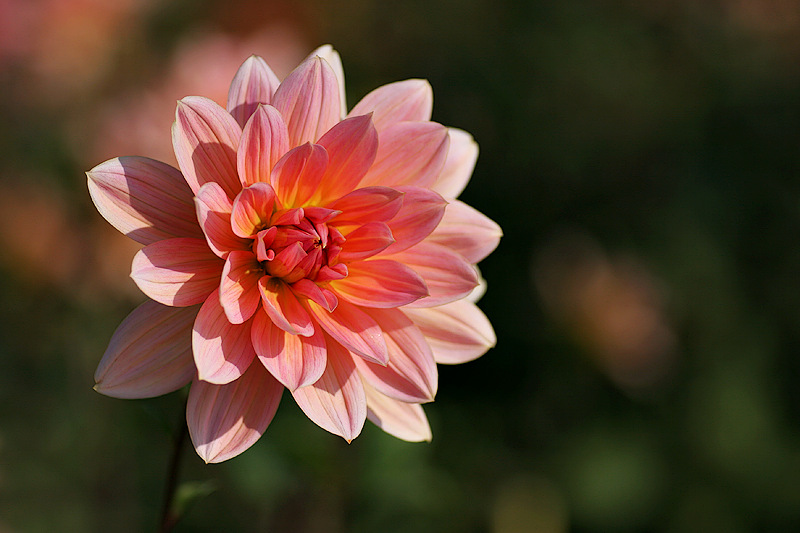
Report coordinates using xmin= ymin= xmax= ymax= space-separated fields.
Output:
xmin=403 ymin=300 xmax=496 ymax=364
xmin=87 ymin=156 xmax=203 ymax=245
xmin=227 ymin=55 xmax=281 ymax=128
xmin=353 ymin=308 xmax=437 ymax=403
xmin=364 ymin=382 xmax=432 ymax=442
xmin=291 ymin=336 xmax=366 ymax=441
xmin=336 ymin=222 xmax=395 ymax=262
xmin=270 ymin=143 xmax=328 ymax=208
xmin=251 ymin=309 xmax=327 ymax=390
xmin=314 ymin=114 xmax=379 ymax=203
xmin=272 ymin=56 xmax=341 ymax=147
xmin=427 ymin=199 xmax=502 ymax=263
xmin=330 ymin=259 xmax=428 ymax=308
xmin=382 ymin=186 xmax=446 ymax=255
xmin=431 ymin=128 xmax=478 ymax=199
xmin=306 ymin=299 xmax=388 ymax=365
xmin=230 ymin=183 xmax=278 ymax=238
xmin=258 ymin=277 xmax=315 ymax=336
xmin=131 ymin=238 xmax=223 ymax=307
xmin=237 ymin=105 xmax=289 ymax=187
xmin=308 ymin=44 xmax=347 ymax=119
xmin=220 ymin=251 xmax=263 ymax=324
xmin=348 ymin=79 xmax=433 ymax=132
xmin=187 ymin=362 xmax=282 ymax=463
xmin=327 ymin=186 xmax=403 ymax=226
xmin=195 ymin=182 xmax=250 ymax=258
xmin=172 ymin=96 xmax=242 ymax=198
xmin=193 ymin=290 xmax=256 ymax=384
xmin=359 ymin=121 xmax=449 ymax=189
xmin=94 ymin=300 xmax=198 ymax=399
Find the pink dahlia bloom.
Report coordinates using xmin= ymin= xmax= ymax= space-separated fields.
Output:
xmin=88 ymin=45 xmax=501 ymax=463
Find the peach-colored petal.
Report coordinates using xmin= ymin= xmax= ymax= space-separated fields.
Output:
xmin=270 ymin=143 xmax=328 ymax=208
xmin=131 ymin=238 xmax=223 ymax=307
xmin=172 ymin=96 xmax=242 ymax=198
xmin=386 ymin=241 xmax=478 ymax=308
xmin=291 ymin=336 xmax=366 ymax=441
xmin=327 ymin=186 xmax=403 ymax=226
xmin=331 ymin=260 xmax=428 ymax=308
xmin=187 ymin=362 xmax=282 ymax=463
xmin=258 ymin=277 xmax=314 ymax=336
xmin=251 ymin=309 xmax=326 ymax=390
xmin=227 ymin=55 xmax=280 ymax=128
xmin=349 ymin=79 xmax=433 ymax=132
xmin=353 ymin=308 xmax=437 ymax=403
xmin=430 ymin=128 xmax=478 ymax=199
xmin=195 ymin=182 xmax=250 ymax=258
xmin=314 ymin=114 xmax=378 ymax=203
xmin=359 ymin=121 xmax=449 ymax=189
xmin=94 ymin=300 xmax=198 ymax=399
xmin=230 ymin=183 xmax=278 ymax=238
xmin=336 ymin=222 xmax=395 ymax=262
xmin=87 ymin=156 xmax=203 ymax=245
xmin=291 ymin=278 xmax=338 ymax=312
xmin=220 ymin=251 xmax=263 ymax=324
xmin=307 ymin=45 xmax=346 ymax=119
xmin=364 ymin=382 xmax=432 ymax=442
xmin=403 ymin=300 xmax=496 ymax=364
xmin=427 ymin=199 xmax=502 ymax=263
xmin=193 ymin=290 xmax=256 ymax=384
xmin=382 ymin=186 xmax=447 ymax=255
xmin=237 ymin=105 xmax=289 ymax=187
xmin=306 ymin=299 xmax=388 ymax=365
xmin=272 ymin=56 xmax=341 ymax=147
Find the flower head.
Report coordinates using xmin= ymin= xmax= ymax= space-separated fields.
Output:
xmin=88 ymin=45 xmax=501 ymax=463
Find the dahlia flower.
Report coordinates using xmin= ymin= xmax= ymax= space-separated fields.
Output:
xmin=88 ymin=45 xmax=501 ymax=463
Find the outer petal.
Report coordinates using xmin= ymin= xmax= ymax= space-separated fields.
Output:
xmin=306 ymin=299 xmax=388 ymax=365
xmin=94 ymin=300 xmax=198 ymax=399
xmin=270 ymin=143 xmax=328 ymax=208
xmin=364 ymin=382 xmax=432 ymax=442
xmin=187 ymin=362 xmax=283 ymax=463
xmin=430 ymin=128 xmax=478 ymax=199
xmin=327 ymin=186 xmax=403 ymax=226
xmin=220 ymin=251 xmax=263 ymax=324
xmin=348 ymin=79 xmax=433 ymax=132
xmin=330 ymin=260 xmax=428 ymax=308
xmin=291 ymin=336 xmax=366 ymax=441
xmin=131 ymin=238 xmax=223 ymax=307
xmin=382 ymin=186 xmax=446 ymax=255
xmin=251 ymin=309 xmax=327 ymax=390
xmin=385 ymin=241 xmax=478 ymax=308
xmin=195 ymin=182 xmax=250 ymax=258
xmin=258 ymin=277 xmax=315 ymax=337
xmin=336 ymin=222 xmax=395 ymax=262
xmin=359 ymin=121 xmax=449 ymax=189
xmin=353 ymin=308 xmax=437 ymax=403
xmin=193 ymin=290 xmax=256 ymax=384
xmin=230 ymin=183 xmax=278 ymax=238
xmin=272 ymin=56 xmax=341 ymax=147
xmin=87 ymin=156 xmax=203 ymax=245
xmin=314 ymin=114 xmax=379 ymax=203
xmin=172 ymin=96 xmax=242 ymax=198
xmin=427 ymin=199 xmax=502 ymax=263
xmin=307 ymin=45 xmax=347 ymax=119
xmin=227 ymin=55 xmax=281 ymax=128
xmin=403 ymin=299 xmax=496 ymax=364
xmin=237 ymin=105 xmax=289 ymax=187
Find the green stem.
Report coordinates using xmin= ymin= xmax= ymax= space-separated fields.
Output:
xmin=158 ymin=411 xmax=188 ymax=533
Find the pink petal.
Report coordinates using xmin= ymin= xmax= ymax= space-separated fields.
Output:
xmin=87 ymin=156 xmax=203 ymax=245
xmin=382 ymin=186 xmax=447 ymax=255
xmin=430 ymin=128 xmax=478 ymax=198
xmin=291 ymin=278 xmax=338 ymax=312
xmin=336 ymin=222 xmax=395 ymax=262
xmin=187 ymin=362 xmax=282 ymax=463
xmin=172 ymin=96 xmax=242 ymax=199
xmin=270 ymin=143 xmax=328 ymax=208
xmin=195 ymin=182 xmax=250 ymax=258
xmin=237 ymin=105 xmax=289 ymax=187
xmin=327 ymin=186 xmax=403 ymax=226
xmin=131 ymin=238 xmax=223 ymax=307
xmin=348 ymin=79 xmax=433 ymax=132
xmin=94 ymin=300 xmax=198 ymax=399
xmin=227 ymin=55 xmax=281 ymax=128
xmin=427 ymin=199 xmax=502 ymax=263
xmin=307 ymin=45 xmax=347 ymax=119
xmin=258 ymin=277 xmax=314 ymax=336
xmin=306 ymin=299 xmax=388 ymax=365
xmin=359 ymin=121 xmax=449 ymax=189
xmin=230 ymin=183 xmax=278 ymax=238
xmin=220 ymin=251 xmax=263 ymax=324
xmin=330 ymin=260 xmax=428 ymax=308
xmin=272 ymin=56 xmax=341 ymax=147
xmin=251 ymin=309 xmax=326 ymax=390
xmin=385 ymin=241 xmax=478 ymax=308
xmin=314 ymin=114 xmax=379 ymax=203
xmin=353 ymin=308 xmax=437 ymax=403
xmin=364 ymin=382 xmax=432 ymax=442
xmin=291 ymin=336 xmax=366 ymax=441
xmin=403 ymin=300 xmax=496 ymax=364
xmin=192 ymin=290 xmax=256 ymax=384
